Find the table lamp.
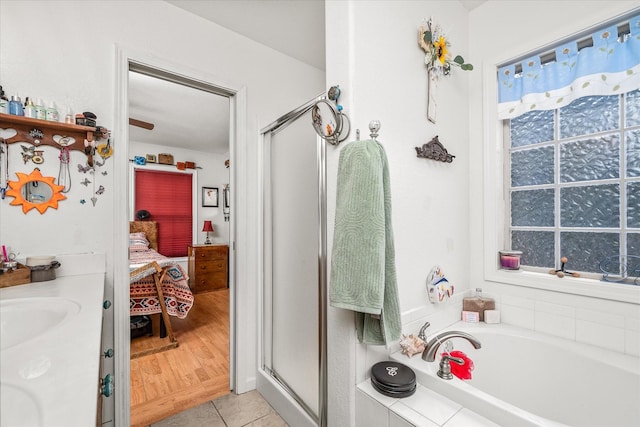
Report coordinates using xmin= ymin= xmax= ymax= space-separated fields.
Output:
xmin=203 ymin=220 xmax=214 ymax=244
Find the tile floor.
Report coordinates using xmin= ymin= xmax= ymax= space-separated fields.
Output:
xmin=151 ymin=390 xmax=288 ymax=427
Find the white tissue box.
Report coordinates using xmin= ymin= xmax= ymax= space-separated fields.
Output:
xmin=484 ymin=310 xmax=501 ymax=324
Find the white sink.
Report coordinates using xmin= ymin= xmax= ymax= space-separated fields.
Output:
xmin=0 ymin=297 xmax=81 ymax=351
xmin=0 ymin=383 xmax=42 ymax=426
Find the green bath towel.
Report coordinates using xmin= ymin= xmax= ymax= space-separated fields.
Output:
xmin=330 ymin=139 xmax=401 ymax=346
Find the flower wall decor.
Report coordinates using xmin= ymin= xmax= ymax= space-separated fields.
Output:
xmin=419 ymin=18 xmax=473 ymax=77
xmin=418 ymin=18 xmax=473 ymax=122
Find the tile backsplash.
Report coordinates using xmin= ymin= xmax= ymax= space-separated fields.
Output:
xmin=404 ymin=286 xmax=639 ymax=357
xmin=485 ymin=285 xmax=639 ymax=357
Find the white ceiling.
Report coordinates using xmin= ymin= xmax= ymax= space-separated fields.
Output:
xmin=129 ymin=1 xmax=485 ymax=153
xmin=128 ymin=71 xmax=230 ymax=154
xmin=166 ymin=0 xmax=326 ymax=70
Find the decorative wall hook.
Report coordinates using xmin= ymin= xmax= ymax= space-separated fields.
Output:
xmin=29 ymin=128 xmax=44 ymax=145
xmin=415 ymin=135 xmax=455 ymax=163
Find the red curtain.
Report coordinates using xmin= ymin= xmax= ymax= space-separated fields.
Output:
xmin=135 ymin=170 xmax=192 ymax=257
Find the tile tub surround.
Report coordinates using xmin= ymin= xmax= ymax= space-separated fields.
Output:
xmin=0 ymin=254 xmax=106 ymax=427
xmin=497 ymin=292 xmax=640 ymax=357
xmin=356 ymin=381 xmax=498 ymax=427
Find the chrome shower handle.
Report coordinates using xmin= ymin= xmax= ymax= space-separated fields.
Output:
xmin=441 ymin=354 xmax=464 ymax=365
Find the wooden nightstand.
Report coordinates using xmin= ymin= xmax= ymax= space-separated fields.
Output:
xmin=188 ymin=244 xmax=228 ymax=293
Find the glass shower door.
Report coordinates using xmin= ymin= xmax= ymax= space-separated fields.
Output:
xmin=263 ymin=111 xmax=322 ymax=422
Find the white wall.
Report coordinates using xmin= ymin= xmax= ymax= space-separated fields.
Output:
xmin=0 ymin=0 xmax=324 ymax=423
xmin=326 ymin=1 xmax=472 ymax=424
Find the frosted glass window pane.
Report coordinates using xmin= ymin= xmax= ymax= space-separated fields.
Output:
xmin=626 ymin=89 xmax=640 ymax=127
xmin=628 ymin=182 xmax=640 ymax=228
xmin=512 ymin=230 xmax=554 ymax=267
xmin=511 ymin=189 xmax=554 ymax=226
xmin=629 ymin=233 xmax=640 ymax=255
xmin=510 ymin=109 xmax=554 ymax=147
xmin=561 ymin=232 xmax=619 ymax=273
xmin=560 ymin=184 xmax=620 ymax=228
xmin=559 ymin=95 xmax=619 ymax=138
xmin=560 ymin=135 xmax=619 ymax=182
xmin=628 ymin=130 xmax=640 ymax=178
xmin=511 ymin=147 xmax=554 ymax=187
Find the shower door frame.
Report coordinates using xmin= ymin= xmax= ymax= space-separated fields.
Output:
xmin=258 ymin=94 xmax=328 ymax=427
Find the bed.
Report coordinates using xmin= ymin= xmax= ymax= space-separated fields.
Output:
xmin=129 ymin=221 xmax=194 ymax=356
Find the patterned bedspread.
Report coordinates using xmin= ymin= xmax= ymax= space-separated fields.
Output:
xmin=129 ymin=249 xmax=194 ymax=319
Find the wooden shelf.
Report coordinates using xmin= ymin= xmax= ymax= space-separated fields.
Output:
xmin=0 ymin=112 xmax=96 ymax=153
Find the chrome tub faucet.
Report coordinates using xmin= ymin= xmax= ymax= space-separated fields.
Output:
xmin=421 ymin=331 xmax=482 ymax=362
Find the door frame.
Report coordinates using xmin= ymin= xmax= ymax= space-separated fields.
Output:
xmin=113 ymin=46 xmax=246 ymax=426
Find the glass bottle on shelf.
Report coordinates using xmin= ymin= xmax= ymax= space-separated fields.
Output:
xmin=45 ymin=101 xmax=59 ymax=122
xmin=24 ymin=97 xmax=36 ymax=118
xmin=35 ymin=99 xmax=46 ymax=120
xmin=8 ymin=95 xmax=24 ymax=116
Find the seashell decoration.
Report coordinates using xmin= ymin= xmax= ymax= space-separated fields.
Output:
xmin=399 ymin=334 xmax=426 ymax=358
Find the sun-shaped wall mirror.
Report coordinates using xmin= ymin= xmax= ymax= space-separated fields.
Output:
xmin=6 ymin=168 xmax=67 ymax=214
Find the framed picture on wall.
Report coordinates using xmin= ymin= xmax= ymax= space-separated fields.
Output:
xmin=202 ymin=187 xmax=219 ymax=207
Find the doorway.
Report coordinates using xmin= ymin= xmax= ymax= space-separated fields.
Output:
xmin=113 ymin=50 xmax=246 ymax=427
xmin=127 ymin=67 xmax=232 ymax=425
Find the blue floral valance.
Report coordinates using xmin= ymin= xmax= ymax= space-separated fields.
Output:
xmin=498 ymin=14 xmax=640 ymax=119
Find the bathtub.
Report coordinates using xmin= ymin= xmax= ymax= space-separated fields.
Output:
xmin=392 ymin=322 xmax=640 ymax=427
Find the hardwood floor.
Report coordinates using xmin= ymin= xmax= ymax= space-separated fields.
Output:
xmin=130 ymin=289 xmax=230 ymax=427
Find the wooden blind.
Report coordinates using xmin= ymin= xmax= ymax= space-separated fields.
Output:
xmin=135 ymin=170 xmax=192 ymax=257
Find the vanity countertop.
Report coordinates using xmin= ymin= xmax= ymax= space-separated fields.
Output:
xmin=0 ymin=270 xmax=105 ymax=426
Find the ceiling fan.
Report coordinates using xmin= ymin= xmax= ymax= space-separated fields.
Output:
xmin=129 ymin=118 xmax=154 ymax=130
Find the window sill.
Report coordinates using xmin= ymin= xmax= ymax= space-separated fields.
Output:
xmin=485 ymin=268 xmax=640 ymax=304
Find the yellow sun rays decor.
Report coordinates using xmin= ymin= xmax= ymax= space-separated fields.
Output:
xmin=6 ymin=168 xmax=67 ymax=214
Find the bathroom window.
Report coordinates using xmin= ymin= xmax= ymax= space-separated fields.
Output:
xmin=485 ymin=12 xmax=640 ymax=300
xmin=505 ymin=89 xmax=640 ymax=277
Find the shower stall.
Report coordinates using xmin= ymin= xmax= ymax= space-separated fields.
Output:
xmin=258 ymin=92 xmax=347 ymax=427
